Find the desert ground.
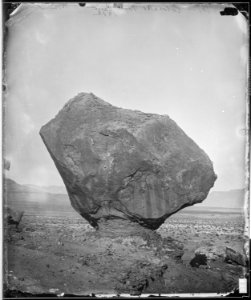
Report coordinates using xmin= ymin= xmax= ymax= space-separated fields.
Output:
xmin=3 ymin=207 xmax=248 ymax=297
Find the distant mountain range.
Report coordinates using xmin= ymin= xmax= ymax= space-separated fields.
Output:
xmin=3 ymin=178 xmax=245 ymax=214
xmin=5 ymin=179 xmax=67 ymax=195
xmin=3 ymin=178 xmax=73 ymax=214
xmin=195 ymin=189 xmax=245 ymax=209
xmin=23 ymin=184 xmax=67 ymax=195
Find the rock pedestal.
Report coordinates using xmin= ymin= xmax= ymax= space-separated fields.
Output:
xmin=40 ymin=92 xmax=217 ymax=232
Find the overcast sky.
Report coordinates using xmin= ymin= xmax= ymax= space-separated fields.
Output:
xmin=4 ymin=3 xmax=248 ymax=191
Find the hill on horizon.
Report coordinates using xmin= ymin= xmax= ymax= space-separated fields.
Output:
xmin=195 ymin=189 xmax=245 ymax=209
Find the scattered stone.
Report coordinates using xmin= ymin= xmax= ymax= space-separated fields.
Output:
xmin=194 ymin=246 xmax=247 ymax=267
xmin=120 ymin=236 xmax=147 ymax=248
xmin=40 ymin=92 xmax=217 ymax=233
xmin=116 ymin=260 xmax=167 ymax=294
xmin=25 ymin=227 xmax=36 ymax=232
xmin=78 ymin=254 xmax=98 ymax=266
xmin=199 ymin=265 xmax=208 ymax=270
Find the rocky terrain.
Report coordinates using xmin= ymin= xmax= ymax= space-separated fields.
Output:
xmin=3 ymin=178 xmax=248 ymax=295
xmin=4 ymin=209 xmax=248 ymax=296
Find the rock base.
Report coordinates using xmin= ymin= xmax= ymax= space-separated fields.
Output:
xmin=95 ymin=218 xmax=158 ymax=238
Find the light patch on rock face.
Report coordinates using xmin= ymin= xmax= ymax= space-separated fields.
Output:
xmin=195 ymin=246 xmax=226 ymax=260
xmin=40 ymin=92 xmax=217 ymax=231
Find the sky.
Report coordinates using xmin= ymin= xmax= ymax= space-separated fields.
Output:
xmin=4 ymin=3 xmax=248 ymax=191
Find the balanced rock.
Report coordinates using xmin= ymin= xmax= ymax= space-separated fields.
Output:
xmin=40 ymin=93 xmax=217 ymax=231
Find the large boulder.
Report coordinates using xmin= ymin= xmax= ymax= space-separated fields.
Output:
xmin=40 ymin=93 xmax=217 ymax=231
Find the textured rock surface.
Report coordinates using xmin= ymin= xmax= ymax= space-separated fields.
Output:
xmin=225 ymin=247 xmax=247 ymax=266
xmin=5 ymin=207 xmax=24 ymax=228
xmin=195 ymin=246 xmax=226 ymax=261
xmin=40 ymin=92 xmax=217 ymax=230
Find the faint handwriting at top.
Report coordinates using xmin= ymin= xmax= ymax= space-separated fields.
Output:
xmin=92 ymin=5 xmax=182 ymax=16
xmin=90 ymin=3 xmax=222 ymax=17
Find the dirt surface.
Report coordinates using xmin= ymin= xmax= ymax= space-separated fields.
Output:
xmin=4 ymin=210 xmax=248 ymax=296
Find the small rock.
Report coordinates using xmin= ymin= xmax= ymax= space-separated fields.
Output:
xmin=199 ymin=265 xmax=208 ymax=269
xmin=139 ymin=261 xmax=151 ymax=267
xmin=225 ymin=247 xmax=247 ymax=266
xmin=25 ymin=227 xmax=35 ymax=232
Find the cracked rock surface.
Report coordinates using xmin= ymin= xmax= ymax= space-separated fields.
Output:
xmin=40 ymin=92 xmax=217 ymax=231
